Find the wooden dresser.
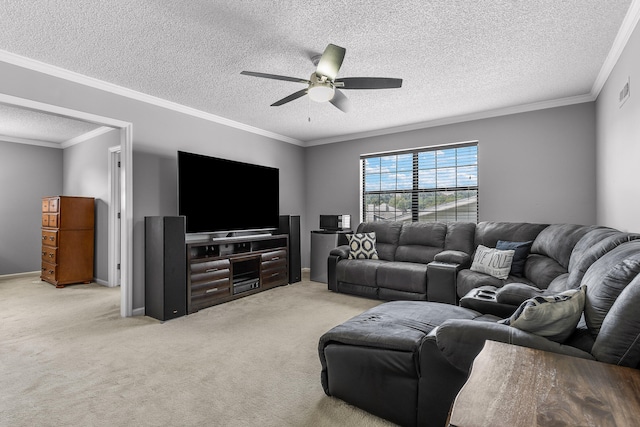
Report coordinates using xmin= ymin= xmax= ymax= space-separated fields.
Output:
xmin=41 ymin=196 xmax=95 ymax=288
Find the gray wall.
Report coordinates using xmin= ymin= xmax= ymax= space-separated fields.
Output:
xmin=0 ymin=60 xmax=306 ymax=313
xmin=596 ymin=18 xmax=640 ymax=231
xmin=63 ymin=129 xmax=121 ymax=283
xmin=0 ymin=141 xmax=62 ymax=275
xmin=304 ymin=102 xmax=597 ymax=266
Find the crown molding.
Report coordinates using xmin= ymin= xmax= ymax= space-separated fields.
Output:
xmin=0 ymin=134 xmax=61 ymax=148
xmin=0 ymin=50 xmax=304 ymax=147
xmin=304 ymin=93 xmax=595 ymax=146
xmin=591 ymin=0 xmax=640 ymax=97
xmin=61 ymin=126 xmax=116 ymax=148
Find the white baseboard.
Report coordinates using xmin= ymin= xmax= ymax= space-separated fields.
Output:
xmin=0 ymin=270 xmax=40 ymax=279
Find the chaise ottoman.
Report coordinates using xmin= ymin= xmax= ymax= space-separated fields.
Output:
xmin=318 ymin=300 xmax=497 ymax=426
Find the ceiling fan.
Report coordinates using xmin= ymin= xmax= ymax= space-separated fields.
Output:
xmin=240 ymin=43 xmax=402 ymax=112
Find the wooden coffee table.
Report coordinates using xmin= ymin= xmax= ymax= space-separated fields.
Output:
xmin=448 ymin=340 xmax=640 ymax=427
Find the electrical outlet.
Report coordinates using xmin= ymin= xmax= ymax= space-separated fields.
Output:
xmin=620 ymin=76 xmax=630 ymax=107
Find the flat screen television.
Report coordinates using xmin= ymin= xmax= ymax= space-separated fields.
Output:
xmin=177 ymin=151 xmax=280 ymax=235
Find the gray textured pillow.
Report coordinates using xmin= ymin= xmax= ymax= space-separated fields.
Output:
xmin=470 ymin=245 xmax=514 ymax=280
xmin=347 ymin=232 xmax=379 ymax=259
xmin=499 ymin=287 xmax=585 ymax=343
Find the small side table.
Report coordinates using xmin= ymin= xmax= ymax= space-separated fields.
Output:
xmin=310 ymin=230 xmax=350 ymax=283
xmin=448 ymin=340 xmax=640 ymax=427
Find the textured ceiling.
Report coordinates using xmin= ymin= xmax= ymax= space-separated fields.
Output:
xmin=0 ymin=104 xmax=104 ymax=146
xmin=0 ymin=0 xmax=635 ymax=146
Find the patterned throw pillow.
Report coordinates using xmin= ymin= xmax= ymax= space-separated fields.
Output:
xmin=470 ymin=245 xmax=515 ymax=280
xmin=347 ymin=232 xmax=380 ymax=259
xmin=499 ymin=287 xmax=585 ymax=343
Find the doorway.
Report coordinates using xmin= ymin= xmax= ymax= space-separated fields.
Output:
xmin=0 ymin=93 xmax=134 ymax=317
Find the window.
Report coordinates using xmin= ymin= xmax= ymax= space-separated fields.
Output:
xmin=361 ymin=142 xmax=478 ymax=223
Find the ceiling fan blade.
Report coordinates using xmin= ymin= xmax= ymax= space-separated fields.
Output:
xmin=335 ymin=77 xmax=403 ymax=89
xmin=241 ymin=71 xmax=310 ymax=84
xmin=315 ymin=44 xmax=346 ymax=81
xmin=329 ymin=89 xmax=351 ymax=113
xmin=271 ymin=88 xmax=308 ymax=106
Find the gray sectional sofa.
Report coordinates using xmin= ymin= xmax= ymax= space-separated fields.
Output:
xmin=327 ymin=220 xmax=638 ymax=312
xmin=320 ymin=220 xmax=640 ymax=427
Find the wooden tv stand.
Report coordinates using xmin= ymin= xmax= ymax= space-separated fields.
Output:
xmin=186 ymin=234 xmax=289 ymax=313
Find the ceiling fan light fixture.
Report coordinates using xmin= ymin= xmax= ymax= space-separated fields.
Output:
xmin=307 ymin=73 xmax=335 ymax=102
xmin=308 ymin=84 xmax=335 ymax=102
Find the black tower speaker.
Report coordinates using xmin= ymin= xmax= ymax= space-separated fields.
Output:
xmin=279 ymin=215 xmax=301 ymax=283
xmin=145 ymin=216 xmax=187 ymax=321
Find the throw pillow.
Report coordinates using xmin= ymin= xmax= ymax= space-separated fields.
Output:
xmin=347 ymin=232 xmax=380 ymax=259
xmin=496 ymin=240 xmax=533 ymax=277
xmin=499 ymin=287 xmax=585 ymax=343
xmin=470 ymin=245 xmax=515 ymax=280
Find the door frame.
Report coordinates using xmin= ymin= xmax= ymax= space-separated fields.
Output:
xmin=108 ymin=146 xmax=121 ymax=289
xmin=0 ymin=93 xmax=134 ymax=317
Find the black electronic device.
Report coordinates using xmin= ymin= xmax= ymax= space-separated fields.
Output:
xmin=178 ymin=151 xmax=280 ymax=234
xmin=320 ymin=214 xmax=351 ymax=231
xmin=278 ymin=215 xmax=301 ymax=283
xmin=144 ymin=216 xmax=187 ymax=321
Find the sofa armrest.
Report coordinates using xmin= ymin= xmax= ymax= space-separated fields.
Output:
xmin=434 ymin=250 xmax=471 ymax=267
xmin=433 ymin=319 xmax=595 ymax=374
xmin=427 ymin=261 xmax=461 ymax=304
xmin=326 ymin=255 xmax=343 ymax=292
xmin=495 ymin=283 xmax=544 ymax=305
xmin=329 ymin=244 xmax=350 ymax=259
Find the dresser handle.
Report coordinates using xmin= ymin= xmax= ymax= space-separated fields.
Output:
xmin=272 ymin=257 xmax=280 ymax=260
xmin=205 ymin=268 xmax=218 ymax=273
xmin=42 ymin=236 xmax=46 ymax=240
xmin=49 ymin=270 xmax=54 ymax=274
xmin=49 ymin=253 xmax=54 ymax=258
xmin=42 ymin=252 xmax=46 ymax=256
xmin=49 ymin=237 xmax=54 ymax=241
xmin=205 ymin=288 xmax=219 ymax=293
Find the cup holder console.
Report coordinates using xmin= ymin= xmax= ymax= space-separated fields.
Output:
xmin=459 ymin=287 xmax=517 ymax=318
xmin=475 ymin=289 xmax=498 ymax=300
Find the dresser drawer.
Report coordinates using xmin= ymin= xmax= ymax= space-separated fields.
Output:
xmin=48 ymin=197 xmax=59 ymax=212
xmin=42 ymin=213 xmax=59 ymax=228
xmin=41 ymin=246 xmax=57 ymax=263
xmin=42 ymin=230 xmax=58 ymax=247
xmin=41 ymin=261 xmax=57 ymax=282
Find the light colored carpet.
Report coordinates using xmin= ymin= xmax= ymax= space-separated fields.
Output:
xmin=0 ymin=273 xmax=395 ymax=427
